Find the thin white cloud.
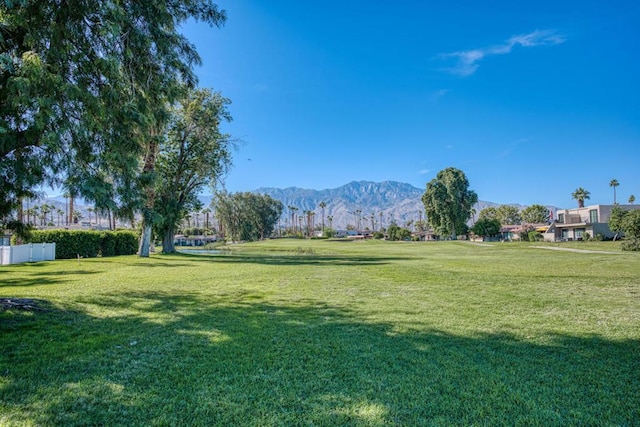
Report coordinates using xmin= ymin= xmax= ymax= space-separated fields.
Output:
xmin=440 ymin=30 xmax=566 ymax=76
xmin=429 ymin=89 xmax=450 ymax=102
xmin=418 ymin=169 xmax=431 ymax=175
xmin=499 ymin=137 xmax=533 ymax=158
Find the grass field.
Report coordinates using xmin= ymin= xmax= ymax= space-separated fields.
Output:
xmin=1 ymin=239 xmax=639 ymax=425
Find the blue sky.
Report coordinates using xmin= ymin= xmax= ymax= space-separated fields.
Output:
xmin=180 ymin=0 xmax=639 ymax=208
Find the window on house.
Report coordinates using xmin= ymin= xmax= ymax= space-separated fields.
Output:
xmin=574 ymin=228 xmax=585 ymax=240
xmin=558 ymin=213 xmax=565 ymax=223
xmin=589 ymin=209 xmax=598 ymax=223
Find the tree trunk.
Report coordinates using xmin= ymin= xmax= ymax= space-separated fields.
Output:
xmin=162 ymin=226 xmax=176 ymax=253
xmin=68 ymin=196 xmax=74 ymax=225
xmin=139 ymin=222 xmax=152 ymax=257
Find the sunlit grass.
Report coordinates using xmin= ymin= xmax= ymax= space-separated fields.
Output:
xmin=1 ymin=239 xmax=639 ymax=425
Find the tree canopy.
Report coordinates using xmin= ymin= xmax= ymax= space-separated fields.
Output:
xmin=422 ymin=167 xmax=478 ymax=238
xmin=496 ymin=205 xmax=522 ymax=225
xmin=608 ymin=205 xmax=627 ymax=241
xmin=478 ymin=207 xmax=498 ymax=221
xmin=1 ymin=1 xmax=226 ymax=238
xmin=471 ymin=217 xmax=501 ymax=238
xmin=213 ymin=192 xmax=283 ymax=242
xmin=521 ymin=204 xmax=550 ymax=224
xmin=154 ymin=88 xmax=233 ymax=253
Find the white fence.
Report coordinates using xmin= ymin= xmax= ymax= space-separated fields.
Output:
xmin=0 ymin=243 xmax=56 ymax=265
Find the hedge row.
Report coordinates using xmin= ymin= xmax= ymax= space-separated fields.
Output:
xmin=25 ymin=230 xmax=138 ymax=259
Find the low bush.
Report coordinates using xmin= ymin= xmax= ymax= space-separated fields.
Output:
xmin=113 ymin=230 xmax=138 ymax=256
xmin=621 ymin=237 xmax=640 ymax=252
xmin=528 ymin=231 xmax=542 ymax=242
xmin=26 ymin=229 xmax=138 ymax=259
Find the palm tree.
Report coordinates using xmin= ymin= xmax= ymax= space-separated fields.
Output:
xmin=379 ymin=212 xmax=384 ymax=231
xmin=327 ymin=215 xmax=333 ymax=230
xmin=629 ymin=195 xmax=635 ymax=205
xmin=572 ymin=187 xmax=590 ymax=208
xmin=289 ymin=206 xmax=298 ymax=233
xmin=72 ymin=210 xmax=83 ymax=225
xmin=354 ymin=209 xmax=362 ymax=230
xmin=56 ymin=209 xmax=64 ymax=226
xmin=202 ymin=208 xmax=211 ymax=229
xmin=87 ymin=207 xmax=93 ymax=225
xmin=25 ymin=207 xmax=35 ymax=225
xmin=318 ymin=201 xmax=326 ymax=232
xmin=609 ymin=179 xmax=619 ymax=204
xmin=40 ymin=204 xmax=50 ymax=225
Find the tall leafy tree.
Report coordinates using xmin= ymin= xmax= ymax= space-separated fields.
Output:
xmin=629 ymin=195 xmax=635 ymax=205
xmin=496 ymin=204 xmax=522 ymax=225
xmin=422 ymin=167 xmax=478 ymax=239
xmin=214 ymin=192 xmax=283 ymax=242
xmin=478 ymin=207 xmax=498 ymax=221
xmin=572 ymin=187 xmax=591 ymax=208
xmin=609 ymin=179 xmax=619 ymax=204
xmin=521 ymin=204 xmax=550 ymax=224
xmin=0 ymin=1 xmax=227 ymax=255
xmin=154 ymin=88 xmax=232 ymax=253
xmin=609 ymin=205 xmax=627 ymax=241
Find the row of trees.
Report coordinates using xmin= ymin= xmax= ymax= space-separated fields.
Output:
xmin=1 ymin=2 xmax=232 ymax=256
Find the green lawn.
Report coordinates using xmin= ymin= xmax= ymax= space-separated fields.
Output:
xmin=1 ymin=239 xmax=639 ymax=426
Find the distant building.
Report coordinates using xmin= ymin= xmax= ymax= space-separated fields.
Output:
xmin=545 ymin=204 xmax=640 ymax=241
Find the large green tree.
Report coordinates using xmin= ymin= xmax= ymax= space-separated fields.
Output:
xmin=154 ymin=88 xmax=232 ymax=253
xmin=496 ymin=204 xmax=522 ymax=225
xmin=478 ymin=207 xmax=498 ymax=221
xmin=621 ymin=209 xmax=640 ymax=251
xmin=471 ymin=217 xmax=501 ymax=238
xmin=608 ymin=205 xmax=627 ymax=241
xmin=214 ymin=192 xmax=283 ymax=242
xmin=422 ymin=167 xmax=478 ymax=239
xmin=521 ymin=204 xmax=550 ymax=224
xmin=0 ymin=1 xmax=226 ymax=256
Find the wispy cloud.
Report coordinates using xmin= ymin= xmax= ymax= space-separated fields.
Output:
xmin=429 ymin=89 xmax=449 ymax=102
xmin=499 ymin=137 xmax=532 ymax=158
xmin=439 ymin=30 xmax=566 ymax=76
xmin=418 ymin=169 xmax=431 ymax=175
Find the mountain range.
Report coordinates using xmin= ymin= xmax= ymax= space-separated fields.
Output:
xmin=252 ymin=180 xmax=513 ymax=229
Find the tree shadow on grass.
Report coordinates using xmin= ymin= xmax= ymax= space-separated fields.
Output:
xmin=1 ymin=292 xmax=638 ymax=426
xmin=0 ymin=270 xmax=100 ymax=288
xmin=154 ymin=251 xmax=416 ymax=267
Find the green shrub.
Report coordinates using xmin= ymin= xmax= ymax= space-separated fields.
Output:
xmin=100 ymin=232 xmax=117 ymax=257
xmin=25 ymin=229 xmax=138 ymax=259
xmin=583 ymin=232 xmax=591 ymax=241
xmin=527 ymin=231 xmax=542 ymax=242
xmin=621 ymin=237 xmax=640 ymax=251
xmin=114 ymin=230 xmax=138 ymax=255
xmin=372 ymin=231 xmax=384 ymax=239
xmin=323 ymin=228 xmax=336 ymax=238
